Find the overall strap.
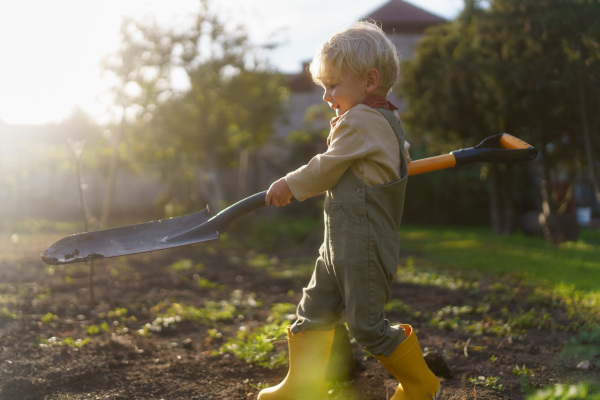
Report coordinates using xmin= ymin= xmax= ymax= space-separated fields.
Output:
xmin=374 ymin=108 xmax=408 ymax=178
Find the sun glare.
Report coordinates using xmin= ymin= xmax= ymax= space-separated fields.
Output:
xmin=0 ymin=0 xmax=461 ymax=126
xmin=0 ymin=1 xmax=200 ymax=126
xmin=0 ymin=2 xmax=123 ymax=125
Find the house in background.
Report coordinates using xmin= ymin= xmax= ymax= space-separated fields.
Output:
xmin=280 ymin=0 xmax=447 ymax=135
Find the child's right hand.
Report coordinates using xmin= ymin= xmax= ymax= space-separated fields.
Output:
xmin=266 ymin=177 xmax=293 ymax=207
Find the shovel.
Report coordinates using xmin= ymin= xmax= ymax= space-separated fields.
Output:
xmin=42 ymin=133 xmax=536 ymax=265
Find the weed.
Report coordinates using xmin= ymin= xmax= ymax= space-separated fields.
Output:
xmin=194 ymin=276 xmax=223 ymax=290
xmin=384 ymin=299 xmax=411 ymax=314
xmin=396 ymin=264 xmax=478 ymax=291
xmin=428 ymin=304 xmax=518 ymax=338
xmin=218 ymin=322 xmax=289 ymax=369
xmin=207 ymin=328 xmax=222 ymax=339
xmin=40 ymin=312 xmax=58 ymax=324
xmin=248 ymin=381 xmax=271 ymax=391
xmin=85 ymin=322 xmax=110 ymax=336
xmin=106 ymin=307 xmax=129 ymax=319
xmin=468 ymin=375 xmax=504 ymax=391
xmin=268 ymin=302 xmax=297 ymax=324
xmin=489 ymin=354 xmax=498 ymax=364
xmin=39 ymin=336 xmax=90 ymax=348
xmin=512 ymin=364 xmax=535 ymax=376
xmin=247 ymin=252 xmax=277 ymax=270
xmin=0 ymin=307 xmax=16 ymax=319
xmin=139 ymin=291 xmax=261 ymax=336
xmin=507 ymin=308 xmax=558 ymax=330
xmin=0 ymin=293 xmax=18 ymax=307
xmin=169 ymin=258 xmax=196 ymax=272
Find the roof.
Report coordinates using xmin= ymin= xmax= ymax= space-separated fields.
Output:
xmin=362 ymin=0 xmax=446 ymax=34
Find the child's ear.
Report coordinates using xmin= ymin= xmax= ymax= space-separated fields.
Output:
xmin=365 ymin=68 xmax=380 ymax=94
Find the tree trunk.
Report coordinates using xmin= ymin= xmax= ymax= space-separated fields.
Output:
xmin=538 ymin=147 xmax=564 ymax=244
xmin=197 ymin=153 xmax=223 ymax=214
xmin=100 ymin=117 xmax=124 ymax=229
xmin=70 ymin=140 xmax=95 ymax=307
xmin=578 ymin=77 xmax=600 ymax=205
xmin=237 ymin=148 xmax=249 ymax=199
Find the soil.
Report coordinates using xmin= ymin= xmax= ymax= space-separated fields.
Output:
xmin=0 ymin=230 xmax=597 ymax=400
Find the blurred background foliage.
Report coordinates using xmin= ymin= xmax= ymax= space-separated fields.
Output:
xmin=1 ymin=0 xmax=599 ymax=245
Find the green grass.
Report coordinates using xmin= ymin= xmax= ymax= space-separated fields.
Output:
xmin=399 ymin=225 xmax=600 ymax=293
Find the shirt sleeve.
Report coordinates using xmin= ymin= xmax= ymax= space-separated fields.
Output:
xmin=285 ymin=115 xmax=367 ymax=201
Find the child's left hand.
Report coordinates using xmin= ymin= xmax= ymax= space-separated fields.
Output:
xmin=266 ymin=177 xmax=293 ymax=207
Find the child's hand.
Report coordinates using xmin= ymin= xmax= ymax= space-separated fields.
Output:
xmin=266 ymin=177 xmax=293 ymax=207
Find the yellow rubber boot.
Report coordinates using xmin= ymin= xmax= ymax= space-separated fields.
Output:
xmin=257 ymin=326 xmax=335 ymax=400
xmin=375 ymin=325 xmax=441 ymax=400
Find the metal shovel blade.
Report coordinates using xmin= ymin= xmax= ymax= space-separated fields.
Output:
xmin=42 ymin=208 xmax=216 ymax=265
xmin=42 ymin=191 xmax=270 ymax=265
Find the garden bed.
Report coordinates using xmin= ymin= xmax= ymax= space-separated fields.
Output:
xmin=0 ymin=231 xmax=598 ymax=399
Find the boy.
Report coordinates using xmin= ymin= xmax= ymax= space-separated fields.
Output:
xmin=261 ymin=21 xmax=440 ymax=400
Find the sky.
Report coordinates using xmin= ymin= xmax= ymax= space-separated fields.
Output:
xmin=0 ymin=0 xmax=464 ymax=126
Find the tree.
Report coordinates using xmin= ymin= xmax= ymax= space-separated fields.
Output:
xmin=101 ymin=0 xmax=286 ymax=217
xmin=399 ymin=0 xmax=600 ymax=242
xmin=400 ymin=0 xmax=519 ymax=234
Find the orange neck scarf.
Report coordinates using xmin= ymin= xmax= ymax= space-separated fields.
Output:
xmin=330 ymin=94 xmax=398 ymax=129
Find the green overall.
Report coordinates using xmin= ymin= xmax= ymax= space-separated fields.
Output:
xmin=290 ymin=108 xmax=409 ymax=357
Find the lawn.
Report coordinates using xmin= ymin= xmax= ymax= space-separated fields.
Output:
xmin=400 ymin=225 xmax=600 ymax=293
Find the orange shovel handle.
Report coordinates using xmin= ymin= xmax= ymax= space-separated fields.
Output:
xmin=407 ymin=133 xmax=536 ymax=176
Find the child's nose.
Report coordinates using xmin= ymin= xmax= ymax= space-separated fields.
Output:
xmin=322 ymin=88 xmax=332 ymax=102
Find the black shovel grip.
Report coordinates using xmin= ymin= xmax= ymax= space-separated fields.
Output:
xmin=205 ymin=190 xmax=268 ymax=232
xmin=452 ymin=133 xmax=537 ymax=167
xmin=167 ymin=191 xmax=268 ymax=242
xmin=408 ymin=133 xmax=537 ymax=175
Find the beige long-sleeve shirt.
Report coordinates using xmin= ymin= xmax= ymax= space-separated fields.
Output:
xmin=286 ymin=104 xmax=402 ymax=201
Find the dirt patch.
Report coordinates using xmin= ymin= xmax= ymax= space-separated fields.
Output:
xmin=0 ymin=232 xmax=597 ymax=400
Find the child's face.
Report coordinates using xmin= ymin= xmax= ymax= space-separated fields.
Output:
xmin=321 ymin=71 xmax=368 ymax=117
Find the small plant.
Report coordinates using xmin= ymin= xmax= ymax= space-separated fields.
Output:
xmin=468 ymin=375 xmax=504 ymax=391
xmin=139 ymin=291 xmax=261 ymax=336
xmin=39 ymin=336 xmax=90 ymax=348
xmin=396 ymin=264 xmax=478 ymax=291
xmin=512 ymin=364 xmax=535 ymax=376
xmin=218 ymin=322 xmax=288 ymax=369
xmin=168 ymin=258 xmax=196 ymax=272
xmin=489 ymin=354 xmax=498 ymax=364
xmin=40 ymin=312 xmax=58 ymax=324
xmin=384 ymin=299 xmax=410 ymax=313
xmin=508 ymin=308 xmax=557 ymax=330
xmin=248 ymin=381 xmax=271 ymax=392
xmin=0 ymin=307 xmax=16 ymax=319
xmin=195 ymin=276 xmax=222 ymax=290
xmin=268 ymin=302 xmax=297 ymax=323
xmin=428 ymin=303 xmax=517 ymax=338
xmin=85 ymin=322 xmax=110 ymax=336
xmin=207 ymin=328 xmax=222 ymax=339
xmin=106 ymin=307 xmax=129 ymax=319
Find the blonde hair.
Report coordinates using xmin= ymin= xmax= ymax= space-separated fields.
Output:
xmin=309 ymin=20 xmax=399 ymax=94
